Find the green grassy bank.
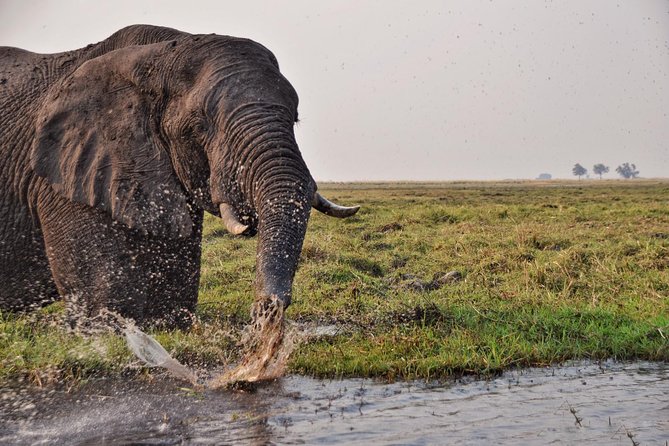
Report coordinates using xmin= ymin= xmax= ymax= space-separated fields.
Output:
xmin=2 ymin=180 xmax=668 ymax=383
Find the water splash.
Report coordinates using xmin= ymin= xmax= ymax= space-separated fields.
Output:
xmin=209 ymin=295 xmax=296 ymax=388
xmin=123 ymin=323 xmax=198 ymax=385
xmin=95 ymin=310 xmax=199 ymax=385
xmin=101 ymin=299 xmax=298 ymax=389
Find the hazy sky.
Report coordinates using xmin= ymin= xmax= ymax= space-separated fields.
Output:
xmin=1 ymin=0 xmax=667 ymax=180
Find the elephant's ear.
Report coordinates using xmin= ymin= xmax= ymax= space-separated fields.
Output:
xmin=31 ymin=44 xmax=193 ymax=238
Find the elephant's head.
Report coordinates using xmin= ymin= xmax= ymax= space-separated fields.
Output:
xmin=31 ymin=26 xmax=358 ymax=310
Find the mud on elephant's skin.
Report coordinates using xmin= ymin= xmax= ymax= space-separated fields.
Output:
xmin=0 ymin=24 xmax=359 ymax=328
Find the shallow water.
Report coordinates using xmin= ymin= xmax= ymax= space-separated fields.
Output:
xmin=1 ymin=361 xmax=667 ymax=445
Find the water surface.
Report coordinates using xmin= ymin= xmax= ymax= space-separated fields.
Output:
xmin=1 ymin=361 xmax=667 ymax=445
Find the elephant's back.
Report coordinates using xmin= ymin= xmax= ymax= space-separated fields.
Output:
xmin=0 ymin=47 xmax=41 ymax=104
xmin=0 ymin=47 xmax=83 ymax=163
xmin=0 ymin=46 xmax=53 ymax=86
xmin=0 ymin=46 xmax=36 ymax=65
xmin=0 ymin=46 xmax=81 ymax=102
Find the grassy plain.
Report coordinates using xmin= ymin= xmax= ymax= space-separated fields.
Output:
xmin=1 ymin=180 xmax=668 ymax=382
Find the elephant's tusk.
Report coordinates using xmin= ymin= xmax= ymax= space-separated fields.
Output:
xmin=219 ymin=203 xmax=249 ymax=235
xmin=311 ymin=192 xmax=360 ymax=218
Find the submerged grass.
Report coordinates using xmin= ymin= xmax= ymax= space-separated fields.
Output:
xmin=1 ymin=180 xmax=668 ymax=383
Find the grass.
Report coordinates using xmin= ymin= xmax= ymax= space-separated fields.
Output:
xmin=1 ymin=179 xmax=668 ymax=383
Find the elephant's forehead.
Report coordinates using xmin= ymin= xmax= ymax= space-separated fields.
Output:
xmin=187 ymin=34 xmax=279 ymax=68
xmin=165 ymin=35 xmax=298 ymax=116
xmin=201 ymin=66 xmax=298 ymax=113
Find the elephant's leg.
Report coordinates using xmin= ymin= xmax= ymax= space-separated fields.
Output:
xmin=0 ymin=193 xmax=59 ymax=312
xmin=36 ymin=191 xmax=202 ymax=329
xmin=37 ymin=193 xmax=144 ymax=327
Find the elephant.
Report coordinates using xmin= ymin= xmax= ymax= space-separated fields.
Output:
xmin=0 ymin=24 xmax=359 ymax=329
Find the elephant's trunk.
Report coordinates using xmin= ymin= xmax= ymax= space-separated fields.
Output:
xmin=252 ymin=164 xmax=313 ymax=308
xmin=221 ymin=107 xmax=312 ymax=307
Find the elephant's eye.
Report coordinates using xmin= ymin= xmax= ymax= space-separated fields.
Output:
xmin=193 ymin=121 xmax=208 ymax=134
xmin=184 ymin=115 xmax=209 ymax=141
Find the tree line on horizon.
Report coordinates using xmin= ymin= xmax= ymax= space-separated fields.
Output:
xmin=572 ymin=162 xmax=639 ymax=180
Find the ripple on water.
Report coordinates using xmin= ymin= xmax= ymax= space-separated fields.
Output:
xmin=0 ymin=360 xmax=667 ymax=445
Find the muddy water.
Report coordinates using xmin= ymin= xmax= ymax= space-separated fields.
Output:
xmin=1 ymin=361 xmax=666 ymax=445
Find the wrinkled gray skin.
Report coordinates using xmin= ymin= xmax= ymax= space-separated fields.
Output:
xmin=0 ymin=25 xmax=358 ymax=328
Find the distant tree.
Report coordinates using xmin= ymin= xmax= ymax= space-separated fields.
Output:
xmin=616 ymin=162 xmax=639 ymax=179
xmin=592 ymin=163 xmax=609 ymax=179
xmin=572 ymin=163 xmax=587 ymax=179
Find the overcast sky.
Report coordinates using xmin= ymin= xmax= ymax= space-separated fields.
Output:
xmin=1 ymin=0 xmax=667 ymax=180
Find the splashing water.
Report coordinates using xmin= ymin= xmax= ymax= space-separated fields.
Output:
xmin=101 ymin=298 xmax=297 ymax=389
xmin=123 ymin=323 xmax=198 ymax=385
xmin=94 ymin=310 xmax=199 ymax=385
xmin=209 ymin=295 xmax=296 ymax=388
